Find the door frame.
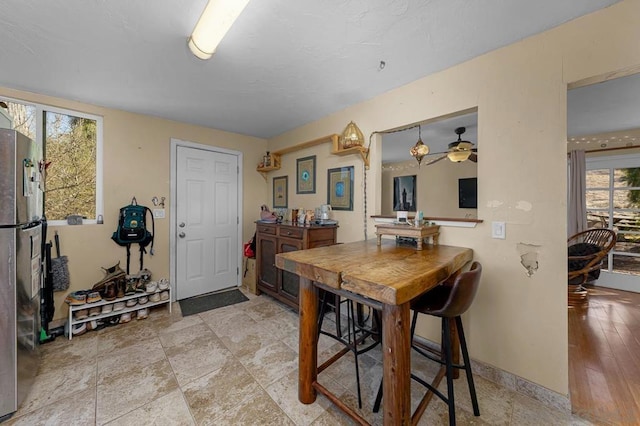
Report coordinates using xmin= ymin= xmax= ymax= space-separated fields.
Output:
xmin=169 ymin=138 xmax=244 ymax=300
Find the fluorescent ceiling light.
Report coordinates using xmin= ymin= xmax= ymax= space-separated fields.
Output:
xmin=188 ymin=0 xmax=251 ymax=60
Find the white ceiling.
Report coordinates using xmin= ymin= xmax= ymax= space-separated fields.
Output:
xmin=0 ymin=0 xmax=622 ymax=141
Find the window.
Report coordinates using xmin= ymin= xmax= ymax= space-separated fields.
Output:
xmin=586 ymin=154 xmax=640 ymax=275
xmin=1 ymin=97 xmax=103 ymax=223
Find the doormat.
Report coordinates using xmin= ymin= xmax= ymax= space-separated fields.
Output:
xmin=179 ymin=289 xmax=249 ymax=317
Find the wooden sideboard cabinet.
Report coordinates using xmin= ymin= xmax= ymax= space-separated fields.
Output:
xmin=256 ymin=221 xmax=337 ymax=310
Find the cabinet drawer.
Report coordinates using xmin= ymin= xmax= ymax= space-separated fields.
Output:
xmin=309 ymin=227 xmax=336 ymax=242
xmin=278 ymin=227 xmax=304 ymax=239
xmin=257 ymin=224 xmax=276 ymax=235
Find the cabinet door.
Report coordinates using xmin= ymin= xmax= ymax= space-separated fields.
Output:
xmin=257 ymin=235 xmax=277 ymax=292
xmin=278 ymin=237 xmax=303 ymax=303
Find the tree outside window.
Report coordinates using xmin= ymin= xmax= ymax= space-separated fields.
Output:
xmin=1 ymin=98 xmax=100 ymax=222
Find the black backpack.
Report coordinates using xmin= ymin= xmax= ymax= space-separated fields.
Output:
xmin=111 ymin=197 xmax=154 ymax=273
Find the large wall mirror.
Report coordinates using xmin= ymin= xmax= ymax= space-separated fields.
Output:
xmin=380 ymin=109 xmax=478 ymax=219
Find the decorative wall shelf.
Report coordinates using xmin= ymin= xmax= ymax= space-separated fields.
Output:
xmin=330 ymin=136 xmax=369 ymax=168
xmin=256 ymin=133 xmax=369 ymax=179
xmin=256 ymin=153 xmax=281 ymax=178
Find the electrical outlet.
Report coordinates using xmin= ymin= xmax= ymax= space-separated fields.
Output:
xmin=492 ymin=221 xmax=506 ymax=239
xmin=153 ymin=209 xmax=165 ymax=219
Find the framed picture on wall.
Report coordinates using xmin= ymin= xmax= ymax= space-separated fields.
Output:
xmin=273 ymin=176 xmax=288 ymax=208
xmin=393 ymin=175 xmax=417 ymax=211
xmin=296 ymin=155 xmax=316 ymax=194
xmin=327 ymin=166 xmax=354 ymax=210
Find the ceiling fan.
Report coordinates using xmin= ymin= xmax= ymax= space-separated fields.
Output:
xmin=425 ymin=127 xmax=478 ymax=166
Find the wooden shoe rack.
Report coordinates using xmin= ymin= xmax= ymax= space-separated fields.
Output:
xmin=67 ymin=288 xmax=171 ymax=340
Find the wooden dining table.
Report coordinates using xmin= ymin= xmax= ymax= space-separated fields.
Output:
xmin=275 ymin=239 xmax=473 ymax=425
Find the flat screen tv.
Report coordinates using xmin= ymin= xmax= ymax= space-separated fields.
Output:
xmin=458 ymin=177 xmax=477 ymax=209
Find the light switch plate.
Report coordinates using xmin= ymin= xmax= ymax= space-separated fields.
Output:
xmin=492 ymin=221 xmax=506 ymax=239
xmin=153 ymin=209 xmax=165 ymax=219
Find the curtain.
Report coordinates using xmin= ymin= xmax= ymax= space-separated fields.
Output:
xmin=568 ymin=149 xmax=587 ymax=236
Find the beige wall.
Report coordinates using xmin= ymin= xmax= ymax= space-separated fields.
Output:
xmin=0 ymin=87 xmax=268 ymax=322
xmin=381 ymin=159 xmax=477 ymax=217
xmin=267 ymin=0 xmax=640 ymax=396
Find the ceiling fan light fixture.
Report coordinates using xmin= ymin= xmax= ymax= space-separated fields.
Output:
xmin=447 ymin=150 xmax=471 ymax=162
xmin=410 ymin=125 xmax=429 ymax=166
xmin=340 ymin=121 xmax=364 ymax=148
xmin=188 ymin=0 xmax=251 ymax=60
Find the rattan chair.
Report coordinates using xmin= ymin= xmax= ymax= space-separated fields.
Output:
xmin=567 ymin=228 xmax=616 ymax=306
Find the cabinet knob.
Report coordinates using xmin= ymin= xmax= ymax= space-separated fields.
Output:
xmin=286 ymin=231 xmax=291 ymax=235
xmin=179 ymin=222 xmax=186 ymax=228
xmin=178 ymin=232 xmax=186 ymax=238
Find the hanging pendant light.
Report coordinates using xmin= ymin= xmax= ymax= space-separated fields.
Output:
xmin=340 ymin=121 xmax=364 ymax=149
xmin=410 ymin=125 xmax=430 ymax=167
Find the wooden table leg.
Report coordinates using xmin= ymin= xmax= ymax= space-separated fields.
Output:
xmin=382 ymin=302 xmax=411 ymax=425
xmin=299 ymin=277 xmax=318 ymax=404
xmin=377 ymin=233 xmax=382 ymax=246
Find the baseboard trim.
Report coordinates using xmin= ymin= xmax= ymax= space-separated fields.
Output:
xmin=413 ymin=336 xmax=571 ymax=413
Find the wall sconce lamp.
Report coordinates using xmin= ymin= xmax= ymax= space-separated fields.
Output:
xmin=340 ymin=121 xmax=365 ymax=149
xmin=188 ymin=0 xmax=251 ymax=60
xmin=409 ymin=125 xmax=430 ymax=167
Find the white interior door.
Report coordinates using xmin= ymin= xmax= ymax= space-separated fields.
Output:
xmin=176 ymin=145 xmax=239 ymax=300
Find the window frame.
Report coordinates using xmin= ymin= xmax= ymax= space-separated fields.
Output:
xmin=0 ymin=95 xmax=103 ymax=226
xmin=586 ymin=153 xmax=640 ymax=273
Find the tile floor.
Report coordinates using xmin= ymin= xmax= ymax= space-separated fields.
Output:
xmin=6 ymin=289 xmax=592 ymax=425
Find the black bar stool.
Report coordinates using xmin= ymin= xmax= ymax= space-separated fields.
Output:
xmin=317 ymin=289 xmax=380 ymax=408
xmin=373 ymin=261 xmax=482 ymax=425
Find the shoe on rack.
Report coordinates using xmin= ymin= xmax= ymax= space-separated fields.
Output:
xmin=72 ymin=323 xmax=87 ymax=336
xmin=86 ymin=291 xmax=102 ymax=304
xmin=137 ymin=268 xmax=152 ymax=285
xmin=120 ymin=312 xmax=132 ymax=323
xmin=116 ymin=277 xmax=125 ymax=299
xmin=65 ymin=291 xmax=87 ymax=305
xmin=113 ymin=301 xmax=126 ymax=311
xmin=125 ymin=298 xmax=137 ymax=308
xmin=160 ymin=290 xmax=169 ymax=301
xmin=145 ymin=281 xmax=158 ymax=293
xmin=75 ymin=309 xmax=89 ymax=320
xmin=138 ymin=295 xmax=149 ymax=305
xmin=102 ymin=304 xmax=113 ymax=315
xmin=125 ymin=275 xmax=138 ymax=295
xmin=105 ymin=316 xmax=120 ymax=327
xmin=149 ymin=292 xmax=161 ymax=303
xmin=89 ymin=306 xmax=101 ymax=317
xmin=158 ymin=278 xmax=169 ymax=291
xmin=86 ymin=320 xmax=104 ymax=331
xmin=92 ymin=261 xmax=126 ymax=291
xmin=103 ymin=281 xmax=117 ymax=301
xmin=137 ymin=308 xmax=149 ymax=320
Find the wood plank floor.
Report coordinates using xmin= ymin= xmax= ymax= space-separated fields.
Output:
xmin=569 ymin=285 xmax=640 ymax=425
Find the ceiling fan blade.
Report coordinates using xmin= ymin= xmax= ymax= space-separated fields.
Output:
xmin=424 ymin=154 xmax=448 ymax=166
xmin=469 ymin=153 xmax=478 ymax=162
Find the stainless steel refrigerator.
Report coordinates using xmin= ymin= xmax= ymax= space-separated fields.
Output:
xmin=0 ymin=129 xmax=43 ymax=420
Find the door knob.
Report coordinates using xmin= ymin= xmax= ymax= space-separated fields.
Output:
xmin=179 ymin=222 xmax=186 ymax=228
xmin=178 ymin=232 xmax=186 ymax=238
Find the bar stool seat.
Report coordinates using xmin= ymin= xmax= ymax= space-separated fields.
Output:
xmin=373 ymin=261 xmax=482 ymax=425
